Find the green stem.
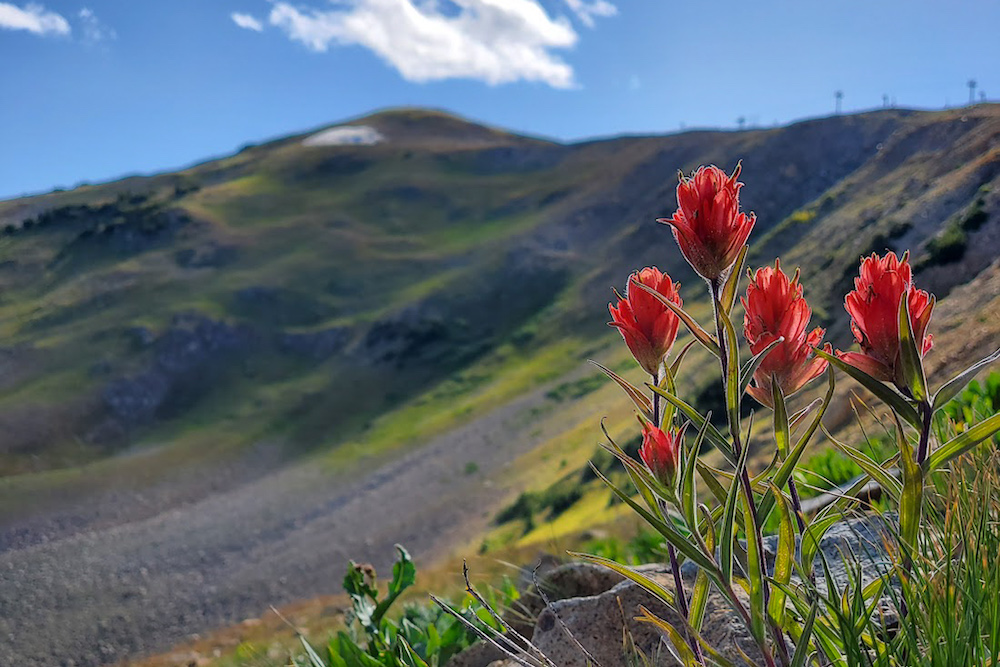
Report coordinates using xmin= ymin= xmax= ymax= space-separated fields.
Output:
xmin=652 ymin=372 xmax=704 ymax=665
xmin=709 ymin=278 xmax=788 ymax=666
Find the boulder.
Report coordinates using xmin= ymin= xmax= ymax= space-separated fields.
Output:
xmin=456 ymin=515 xmax=895 ymax=667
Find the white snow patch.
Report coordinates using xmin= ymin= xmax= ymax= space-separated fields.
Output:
xmin=303 ymin=125 xmax=384 ymax=147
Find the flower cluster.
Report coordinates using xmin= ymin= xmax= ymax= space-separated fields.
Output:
xmin=608 ymin=267 xmax=682 ymax=377
xmin=840 ymin=250 xmax=935 ymax=391
xmin=658 ymin=164 xmax=756 ymax=282
xmin=590 ymin=159 xmax=1000 ymax=667
xmin=742 ymin=261 xmax=830 ymax=407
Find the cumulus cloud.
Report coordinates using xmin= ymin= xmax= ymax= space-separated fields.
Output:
xmin=563 ymin=0 xmax=616 ymax=28
xmin=78 ymin=7 xmax=115 ymax=44
xmin=266 ymin=0 xmax=584 ymax=88
xmin=0 ymin=2 xmax=70 ymax=36
xmin=231 ymin=11 xmax=264 ymax=32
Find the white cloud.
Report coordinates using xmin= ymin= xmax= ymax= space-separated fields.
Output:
xmin=231 ymin=11 xmax=264 ymax=32
xmin=0 ymin=2 xmax=70 ymax=36
xmin=78 ymin=7 xmax=115 ymax=44
xmin=266 ymin=0 xmax=583 ymax=88
xmin=563 ymin=0 xmax=615 ymax=28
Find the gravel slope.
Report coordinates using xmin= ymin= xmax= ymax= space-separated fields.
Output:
xmin=0 ymin=387 xmax=553 ymax=666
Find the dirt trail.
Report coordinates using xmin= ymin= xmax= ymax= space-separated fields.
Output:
xmin=0 ymin=388 xmax=550 ymax=666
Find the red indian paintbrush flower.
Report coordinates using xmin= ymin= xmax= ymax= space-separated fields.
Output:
xmin=609 ymin=267 xmax=682 ymax=376
xmin=639 ymin=421 xmax=682 ymax=490
xmin=839 ymin=251 xmax=934 ymax=388
xmin=742 ymin=261 xmax=830 ymax=407
xmin=658 ymin=164 xmax=756 ymax=282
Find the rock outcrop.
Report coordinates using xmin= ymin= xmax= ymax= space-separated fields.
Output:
xmin=452 ymin=515 xmax=894 ymax=667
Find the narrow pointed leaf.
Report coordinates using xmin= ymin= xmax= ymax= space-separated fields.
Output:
xmin=931 ymin=346 xmax=1000 ymax=411
xmin=924 ymin=411 xmax=1000 ymax=471
xmin=772 ymin=381 xmax=790 ymax=459
xmin=896 ymin=415 xmax=923 ymax=556
xmin=688 ymin=570 xmax=711 ymax=633
xmin=898 ymin=293 xmax=929 ymax=403
xmin=588 ymin=464 xmax=720 ymax=574
xmin=634 ymin=281 xmax=720 ymax=357
xmin=573 ymin=553 xmax=676 ymax=606
xmin=740 ymin=337 xmax=783 ymax=395
xmin=598 ymin=440 xmax=664 ymax=513
xmin=720 ymin=428 xmax=750 ymax=587
xmin=717 ymin=301 xmax=743 ymax=439
xmin=650 ymin=384 xmax=737 ymax=465
xmin=681 ymin=416 xmax=711 ymax=531
xmin=721 ymin=244 xmax=749 ymax=315
xmin=636 ymin=606 xmax=698 ymax=666
xmin=590 ymin=360 xmax=653 ymax=420
xmin=766 ymin=484 xmax=794 ymax=627
xmin=669 ymin=339 xmax=697 ymax=381
xmin=740 ymin=491 xmax=766 ymax=643
xmin=788 ymin=397 xmax=822 ymax=433
xmin=822 ymin=425 xmax=903 ymax=502
xmin=790 ymin=602 xmax=818 ymax=667
xmin=813 ymin=346 xmax=920 ymax=427
xmin=757 ymin=371 xmax=833 ymax=525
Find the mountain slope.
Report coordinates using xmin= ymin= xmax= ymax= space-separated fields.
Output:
xmin=0 ymin=105 xmax=999 ymax=665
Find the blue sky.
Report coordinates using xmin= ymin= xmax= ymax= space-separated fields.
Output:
xmin=2 ymin=0 xmax=998 ymax=200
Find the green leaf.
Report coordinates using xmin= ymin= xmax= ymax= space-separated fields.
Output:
xmin=772 ymin=381 xmax=790 ymax=459
xmin=588 ymin=464 xmax=721 ymax=575
xmin=812 ymin=346 xmax=921 ymax=428
xmin=598 ymin=423 xmax=674 ymax=510
xmin=897 ymin=419 xmax=923 ymax=556
xmin=372 ymin=545 xmax=416 ymax=627
xmin=633 ymin=281 xmax=721 ymax=357
xmin=590 ymin=360 xmax=653 ymax=420
xmin=636 ymin=606 xmax=699 ymax=666
xmin=670 ymin=339 xmax=697 ymax=381
xmin=767 ymin=484 xmax=794 ymax=627
xmin=717 ymin=301 xmax=743 ymax=440
xmin=397 ymin=638 xmax=429 ymax=667
xmin=924 ymin=411 xmax=1000 ymax=471
xmin=931 ymin=346 xmax=1000 ymax=411
xmin=757 ymin=370 xmax=833 ymax=526
xmin=798 ymin=471 xmax=880 ymax=580
xmin=822 ymin=425 xmax=903 ymax=502
xmin=898 ymin=292 xmax=930 ymax=403
xmin=740 ymin=337 xmax=783 ymax=396
xmin=681 ymin=416 xmax=711 ymax=531
xmin=688 ymin=569 xmax=711 ymax=633
xmin=740 ymin=490 xmax=766 ymax=644
xmin=790 ymin=602 xmax=818 ymax=667
xmin=650 ymin=385 xmax=737 ymax=465
xmin=572 ymin=553 xmax=676 ymax=606
xmin=720 ymin=429 xmax=750 ymax=587
xmin=300 ymin=635 xmax=329 ymax=667
xmin=721 ymin=245 xmax=749 ymax=315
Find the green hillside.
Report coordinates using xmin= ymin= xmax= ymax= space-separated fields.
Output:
xmin=1 ymin=104 xmax=999 ymax=506
xmin=1 ymin=105 xmax=999 ymax=665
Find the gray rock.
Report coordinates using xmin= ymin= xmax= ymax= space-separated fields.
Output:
xmin=522 ymin=514 xmax=893 ymax=667
xmin=531 ymin=564 xmax=759 ymax=667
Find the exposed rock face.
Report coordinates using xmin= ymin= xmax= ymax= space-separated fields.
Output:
xmin=100 ymin=314 xmax=257 ymax=430
xmin=460 ymin=515 xmax=894 ymax=667
xmin=531 ymin=564 xmax=760 ymax=667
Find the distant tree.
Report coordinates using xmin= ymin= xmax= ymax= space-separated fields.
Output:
xmin=737 ymin=116 xmax=746 ymax=130
xmin=835 ymin=90 xmax=844 ymax=114
xmin=882 ymin=94 xmax=889 ymax=108
xmin=968 ymin=79 xmax=977 ymax=104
